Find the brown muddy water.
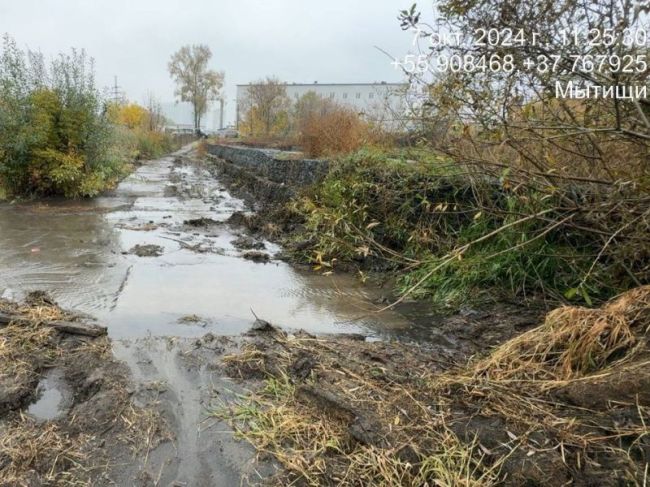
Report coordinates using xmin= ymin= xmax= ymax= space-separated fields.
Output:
xmin=0 ymin=147 xmax=413 ymax=341
xmin=0 ymin=148 xmax=444 ymax=485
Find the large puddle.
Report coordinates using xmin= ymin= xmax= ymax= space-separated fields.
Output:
xmin=0 ymin=148 xmax=414 ymax=340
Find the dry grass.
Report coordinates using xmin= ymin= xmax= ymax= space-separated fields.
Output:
xmin=0 ymin=294 xmax=78 ymax=408
xmin=0 ymin=415 xmax=92 ymax=487
xmin=473 ymin=286 xmax=650 ymax=383
xmin=117 ymin=401 xmax=172 ymax=456
xmin=232 ymin=136 xmax=298 ymax=151
xmin=0 ymin=323 xmax=59 ymax=408
xmin=300 ymin=108 xmax=369 ymax=158
xmin=0 ymin=294 xmax=171 ymax=485
xmin=431 ymin=286 xmax=650 ymax=484
xmin=216 ymin=287 xmax=650 ymax=485
xmin=0 ymin=298 xmax=91 ymax=486
xmin=1 ymin=291 xmax=78 ymax=323
xmin=195 ymin=139 xmax=208 ymax=158
xmin=217 ymin=337 xmax=506 ymax=486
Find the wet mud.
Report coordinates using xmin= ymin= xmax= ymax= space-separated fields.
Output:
xmin=0 ymin=145 xmax=598 ymax=486
xmin=0 ymin=146 xmax=425 ymax=485
xmin=0 ymin=294 xmax=170 ymax=486
xmin=0 ymin=147 xmax=414 ymax=341
xmin=218 ymin=289 xmax=650 ymax=486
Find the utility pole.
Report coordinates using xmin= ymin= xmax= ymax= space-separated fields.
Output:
xmin=219 ymin=97 xmax=224 ymax=130
xmin=235 ymin=98 xmax=240 ymax=132
xmin=111 ymin=76 xmax=123 ymax=104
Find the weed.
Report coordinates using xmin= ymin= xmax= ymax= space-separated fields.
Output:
xmin=289 ymin=146 xmax=644 ymax=307
xmin=216 ymin=287 xmax=650 ymax=485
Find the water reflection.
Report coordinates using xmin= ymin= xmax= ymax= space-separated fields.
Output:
xmin=0 ymin=153 xmax=414 ymax=340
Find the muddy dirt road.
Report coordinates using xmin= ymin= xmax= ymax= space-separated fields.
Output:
xmin=0 ymin=147 xmax=411 ymax=339
xmin=2 ymin=147 xmax=645 ymax=486
xmin=0 ymin=146 xmax=418 ymax=485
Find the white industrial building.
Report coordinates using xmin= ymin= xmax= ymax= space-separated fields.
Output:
xmin=236 ymin=82 xmax=409 ymax=130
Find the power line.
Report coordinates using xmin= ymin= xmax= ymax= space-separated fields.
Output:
xmin=110 ymin=76 xmax=124 ymax=104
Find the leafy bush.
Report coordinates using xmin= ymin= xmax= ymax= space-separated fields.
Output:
xmin=107 ymin=102 xmax=175 ymax=160
xmin=237 ymin=90 xmax=382 ymax=157
xmin=0 ymin=35 xmax=127 ymax=197
xmin=134 ymin=130 xmax=174 ymax=159
xmin=291 ymin=147 xmax=642 ymax=307
xmin=111 ymin=125 xmax=175 ymax=162
xmin=288 ymin=91 xmax=373 ymax=157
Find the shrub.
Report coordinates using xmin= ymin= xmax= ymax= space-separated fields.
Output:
xmin=291 ymin=147 xmax=645 ymax=307
xmin=299 ymin=106 xmax=368 ymax=158
xmin=106 ymin=102 xmax=175 ymax=160
xmin=391 ymin=1 xmax=650 ymax=308
xmin=133 ymin=129 xmax=174 ymax=160
xmin=0 ymin=35 xmax=126 ymax=197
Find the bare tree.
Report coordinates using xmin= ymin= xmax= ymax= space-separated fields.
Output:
xmin=399 ymin=0 xmax=650 ymax=176
xmin=144 ymin=92 xmax=166 ymax=132
xmin=292 ymin=91 xmax=336 ymax=133
xmin=244 ymin=77 xmax=290 ymax=136
xmin=237 ymin=91 xmax=255 ymax=135
xmin=168 ymin=45 xmax=224 ymax=133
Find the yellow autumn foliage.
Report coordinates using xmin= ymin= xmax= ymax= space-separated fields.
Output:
xmin=107 ymin=103 xmax=149 ymax=130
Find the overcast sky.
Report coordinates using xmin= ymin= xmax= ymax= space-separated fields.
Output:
xmin=0 ymin=0 xmax=416 ymax=125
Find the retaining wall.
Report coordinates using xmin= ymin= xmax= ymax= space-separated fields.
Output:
xmin=206 ymin=144 xmax=329 ymax=188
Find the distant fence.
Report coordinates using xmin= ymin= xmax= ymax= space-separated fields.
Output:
xmin=171 ymin=133 xmax=199 ymax=147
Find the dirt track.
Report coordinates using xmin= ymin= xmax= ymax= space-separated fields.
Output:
xmin=2 ymin=147 xmax=646 ymax=486
xmin=0 ymin=147 xmax=418 ymax=485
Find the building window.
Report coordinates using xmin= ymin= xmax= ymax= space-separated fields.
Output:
xmin=342 ymin=93 xmax=348 ymax=99
xmin=356 ymin=93 xmax=361 ymax=99
xmin=369 ymin=93 xmax=374 ymax=99
xmin=329 ymin=92 xmax=335 ymax=98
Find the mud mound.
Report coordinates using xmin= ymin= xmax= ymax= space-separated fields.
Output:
xmin=231 ymin=235 xmax=265 ymax=250
xmin=226 ymin=211 xmax=252 ymax=227
xmin=129 ymin=244 xmax=163 ymax=257
xmin=184 ymin=217 xmax=220 ymax=227
xmin=242 ymin=250 xmax=270 ymax=263
xmin=218 ymin=287 xmax=650 ymax=486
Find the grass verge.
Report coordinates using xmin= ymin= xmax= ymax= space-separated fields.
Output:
xmin=215 ymin=286 xmax=650 ymax=486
